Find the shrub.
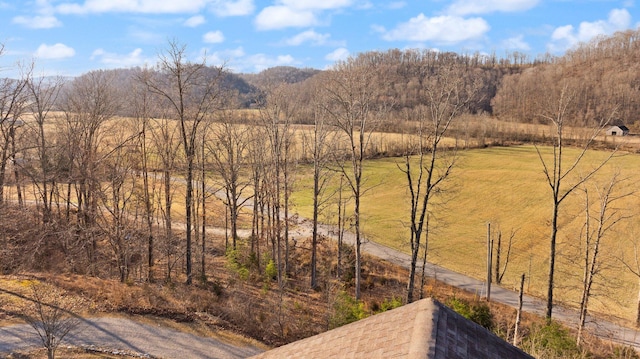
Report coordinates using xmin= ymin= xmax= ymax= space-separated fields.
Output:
xmin=226 ymin=249 xmax=249 ymax=281
xmin=265 ymin=259 xmax=278 ymax=281
xmin=375 ymin=296 xmax=403 ymax=313
xmin=445 ymin=296 xmax=494 ymax=330
xmin=522 ymin=321 xmax=581 ymax=358
xmin=329 ymin=291 xmax=368 ymax=329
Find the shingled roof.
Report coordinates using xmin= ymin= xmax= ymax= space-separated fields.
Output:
xmin=250 ymin=298 xmax=533 ymax=359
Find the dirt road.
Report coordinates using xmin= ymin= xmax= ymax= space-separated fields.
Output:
xmin=286 ymin=215 xmax=640 ymax=350
xmin=0 ymin=317 xmax=263 ymax=358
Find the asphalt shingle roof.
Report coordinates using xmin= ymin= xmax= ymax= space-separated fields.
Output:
xmin=250 ymin=297 xmax=533 ymax=359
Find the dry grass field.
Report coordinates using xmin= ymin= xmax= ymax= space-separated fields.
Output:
xmin=291 ymin=144 xmax=640 ymax=323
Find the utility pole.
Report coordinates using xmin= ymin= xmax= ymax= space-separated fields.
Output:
xmin=486 ymin=222 xmax=492 ymax=302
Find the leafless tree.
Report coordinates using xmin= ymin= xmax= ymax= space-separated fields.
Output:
xmin=575 ymin=172 xmax=631 ymax=345
xmin=207 ymin=113 xmax=252 ymax=250
xmin=304 ymin=86 xmax=335 ymax=289
xmin=535 ymin=83 xmax=616 ymax=320
xmin=23 ymin=283 xmax=81 ymax=359
xmin=131 ymin=68 xmax=158 ymax=281
xmin=0 ymin=63 xmax=29 ymax=205
xmin=323 ymin=56 xmax=389 ymax=300
xmin=400 ymin=63 xmax=479 ymax=303
xmin=23 ymin=71 xmax=65 ymax=224
xmin=259 ymin=82 xmax=297 ymax=285
xmin=142 ymin=40 xmax=225 ymax=284
xmin=60 ymin=70 xmax=121 ymax=274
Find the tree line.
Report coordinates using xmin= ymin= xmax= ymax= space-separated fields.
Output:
xmin=1 ymin=28 xmax=638 ymax=342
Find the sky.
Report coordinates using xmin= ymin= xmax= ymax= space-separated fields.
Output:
xmin=1 ymin=0 xmax=639 ymax=77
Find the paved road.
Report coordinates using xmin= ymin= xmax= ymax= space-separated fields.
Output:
xmin=286 ymin=215 xmax=640 ymax=350
xmin=0 ymin=317 xmax=263 ymax=358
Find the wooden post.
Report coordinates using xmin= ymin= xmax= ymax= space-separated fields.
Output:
xmin=514 ymin=273 xmax=525 ymax=346
xmin=487 ymin=223 xmax=492 ymax=302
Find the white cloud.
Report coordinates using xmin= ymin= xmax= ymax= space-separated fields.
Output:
xmin=244 ymin=53 xmax=296 ymax=71
xmin=255 ymin=6 xmax=318 ymax=30
xmin=254 ymin=0 xmax=354 ymax=30
xmin=184 ymin=15 xmax=206 ymax=27
xmin=90 ymin=48 xmax=148 ymax=67
xmin=12 ymin=15 xmax=62 ymax=29
xmin=210 ymin=0 xmax=254 ymax=16
xmin=446 ymin=0 xmax=539 ymax=16
xmin=547 ymin=8 xmax=631 ymax=53
xmin=277 ymin=0 xmax=352 ymax=11
xmin=284 ymin=30 xmax=331 ymax=46
xmin=381 ymin=14 xmax=490 ymax=44
xmin=387 ymin=2 xmax=406 ymax=10
xmin=325 ymin=47 xmax=349 ymax=62
xmin=203 ymin=30 xmax=225 ymax=43
xmin=35 ymin=43 xmax=75 ymax=59
xmin=501 ymin=35 xmax=531 ymax=51
xmin=56 ymin=0 xmax=208 ymax=14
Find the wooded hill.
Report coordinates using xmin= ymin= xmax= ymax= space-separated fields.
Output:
xmin=80 ymin=28 xmax=640 ymax=132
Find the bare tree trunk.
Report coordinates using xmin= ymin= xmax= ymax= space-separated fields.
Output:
xmin=514 ymin=274 xmax=525 ymax=346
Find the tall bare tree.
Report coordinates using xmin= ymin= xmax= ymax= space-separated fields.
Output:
xmin=259 ymin=82 xmax=297 ymax=285
xmin=303 ymin=84 xmax=335 ymax=289
xmin=23 ymin=72 xmax=64 ymax=224
xmin=132 ymin=68 xmax=158 ymax=281
xmin=323 ymin=56 xmax=388 ymax=300
xmin=535 ymin=83 xmax=616 ymax=320
xmin=208 ymin=113 xmax=252 ymax=250
xmin=0 ymin=63 xmax=29 ymax=205
xmin=401 ymin=62 xmax=480 ymax=303
xmin=60 ymin=70 xmax=121 ymax=273
xmin=575 ymin=172 xmax=631 ymax=345
xmin=142 ymin=41 xmax=225 ymax=284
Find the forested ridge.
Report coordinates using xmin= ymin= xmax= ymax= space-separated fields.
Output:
xmin=1 ymin=29 xmax=640 ymax=359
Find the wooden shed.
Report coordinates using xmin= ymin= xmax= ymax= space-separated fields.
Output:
xmin=606 ymin=125 xmax=629 ymax=136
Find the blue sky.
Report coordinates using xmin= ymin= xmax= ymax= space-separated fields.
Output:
xmin=1 ymin=0 xmax=639 ymax=77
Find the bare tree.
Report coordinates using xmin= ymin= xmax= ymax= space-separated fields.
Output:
xmin=259 ymin=82 xmax=297 ymax=285
xmin=535 ymin=83 xmax=616 ymax=320
xmin=0 ymin=64 xmax=29 ymax=205
xmin=323 ymin=56 xmax=388 ymax=300
xmin=493 ymin=227 xmax=517 ymax=285
xmin=60 ymin=70 xmax=121 ymax=274
xmin=23 ymin=283 xmax=81 ymax=359
xmin=207 ymin=113 xmax=252 ymax=250
xmin=23 ymin=72 xmax=64 ymax=224
xmin=132 ymin=68 xmax=158 ymax=281
xmin=142 ymin=41 xmax=225 ymax=284
xmin=96 ymin=135 xmax=139 ymax=283
xmin=575 ymin=172 xmax=630 ymax=345
xmin=305 ymin=87 xmax=335 ymax=289
xmin=400 ymin=63 xmax=479 ymax=303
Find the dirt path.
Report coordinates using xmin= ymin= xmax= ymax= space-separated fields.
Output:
xmin=0 ymin=317 xmax=263 ymax=358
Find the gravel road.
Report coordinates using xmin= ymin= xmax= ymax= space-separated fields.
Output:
xmin=0 ymin=317 xmax=263 ymax=358
xmin=285 ymin=215 xmax=640 ymax=350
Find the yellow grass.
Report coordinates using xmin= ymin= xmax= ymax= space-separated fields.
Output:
xmin=291 ymin=145 xmax=640 ymax=322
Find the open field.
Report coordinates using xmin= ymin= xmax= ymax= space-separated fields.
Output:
xmin=8 ymin=112 xmax=640 ymax=323
xmin=291 ymin=144 xmax=640 ymax=323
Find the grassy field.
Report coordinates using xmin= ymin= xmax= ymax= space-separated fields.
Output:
xmin=291 ymin=144 xmax=640 ymax=322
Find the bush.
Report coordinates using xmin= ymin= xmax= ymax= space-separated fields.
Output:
xmin=522 ymin=321 xmax=581 ymax=358
xmin=226 ymin=249 xmax=249 ymax=281
xmin=445 ymin=296 xmax=494 ymax=330
xmin=329 ymin=291 xmax=368 ymax=329
xmin=374 ymin=296 xmax=403 ymax=313
xmin=265 ymin=259 xmax=278 ymax=281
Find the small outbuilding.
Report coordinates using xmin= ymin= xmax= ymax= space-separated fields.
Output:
xmin=606 ymin=125 xmax=629 ymax=136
